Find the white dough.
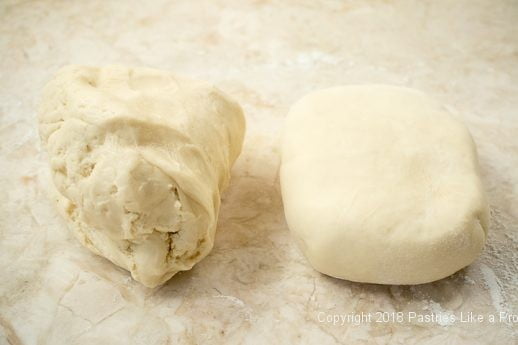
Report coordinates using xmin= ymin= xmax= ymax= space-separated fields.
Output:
xmin=39 ymin=65 xmax=245 ymax=287
xmin=281 ymin=85 xmax=489 ymax=285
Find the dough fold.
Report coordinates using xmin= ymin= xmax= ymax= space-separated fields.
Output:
xmin=39 ymin=65 xmax=245 ymax=287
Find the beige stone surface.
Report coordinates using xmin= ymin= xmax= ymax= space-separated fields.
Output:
xmin=0 ymin=0 xmax=517 ymax=344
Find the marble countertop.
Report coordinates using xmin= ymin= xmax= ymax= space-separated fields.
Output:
xmin=1 ymin=0 xmax=517 ymax=344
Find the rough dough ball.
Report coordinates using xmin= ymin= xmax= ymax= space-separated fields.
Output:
xmin=39 ymin=65 xmax=245 ymax=288
xmin=281 ymin=85 xmax=489 ymax=285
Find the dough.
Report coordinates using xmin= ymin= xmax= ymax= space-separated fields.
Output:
xmin=281 ymin=85 xmax=489 ymax=285
xmin=39 ymin=65 xmax=245 ymax=288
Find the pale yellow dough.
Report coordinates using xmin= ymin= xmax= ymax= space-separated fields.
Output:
xmin=281 ymin=85 xmax=489 ymax=285
xmin=39 ymin=65 xmax=245 ymax=288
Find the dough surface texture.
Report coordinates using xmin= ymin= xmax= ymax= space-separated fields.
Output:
xmin=281 ymin=85 xmax=489 ymax=285
xmin=39 ymin=65 xmax=245 ymax=288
